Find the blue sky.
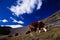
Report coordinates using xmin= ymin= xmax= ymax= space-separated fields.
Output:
xmin=0 ymin=0 xmax=60 ymax=28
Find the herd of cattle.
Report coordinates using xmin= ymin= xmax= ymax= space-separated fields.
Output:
xmin=26 ymin=21 xmax=47 ymax=34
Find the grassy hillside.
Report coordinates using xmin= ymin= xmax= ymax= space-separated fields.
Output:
xmin=1 ymin=27 xmax=60 ymax=40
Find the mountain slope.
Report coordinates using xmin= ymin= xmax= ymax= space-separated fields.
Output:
xmin=10 ymin=26 xmax=29 ymax=35
xmin=1 ymin=27 xmax=60 ymax=40
xmin=42 ymin=10 xmax=60 ymax=26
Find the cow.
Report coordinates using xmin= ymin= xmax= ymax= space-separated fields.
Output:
xmin=26 ymin=21 xmax=47 ymax=34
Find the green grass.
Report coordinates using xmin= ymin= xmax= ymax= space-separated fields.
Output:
xmin=4 ymin=27 xmax=60 ymax=40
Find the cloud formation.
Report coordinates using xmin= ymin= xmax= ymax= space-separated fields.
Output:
xmin=1 ymin=25 xmax=23 ymax=28
xmin=10 ymin=17 xmax=24 ymax=24
xmin=8 ymin=0 xmax=42 ymax=16
xmin=0 ymin=19 xmax=8 ymax=23
xmin=0 ymin=18 xmax=24 ymax=28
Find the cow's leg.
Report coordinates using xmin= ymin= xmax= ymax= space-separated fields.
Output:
xmin=39 ymin=30 xmax=41 ymax=33
xmin=29 ymin=28 xmax=34 ymax=36
xmin=36 ymin=28 xmax=39 ymax=33
xmin=43 ymin=28 xmax=47 ymax=32
xmin=36 ymin=27 xmax=41 ymax=33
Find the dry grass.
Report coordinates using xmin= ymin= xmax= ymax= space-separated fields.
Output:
xmin=1 ymin=27 xmax=60 ymax=40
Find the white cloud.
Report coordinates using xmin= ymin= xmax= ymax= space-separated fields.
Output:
xmin=10 ymin=17 xmax=17 ymax=22
xmin=0 ymin=19 xmax=8 ymax=23
xmin=1 ymin=25 xmax=23 ymax=28
xmin=17 ymin=21 xmax=24 ymax=24
xmin=37 ymin=0 xmax=42 ymax=9
xmin=10 ymin=17 xmax=24 ymax=24
xmin=8 ymin=0 xmax=42 ymax=16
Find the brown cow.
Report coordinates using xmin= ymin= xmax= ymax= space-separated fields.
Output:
xmin=26 ymin=21 xmax=47 ymax=34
